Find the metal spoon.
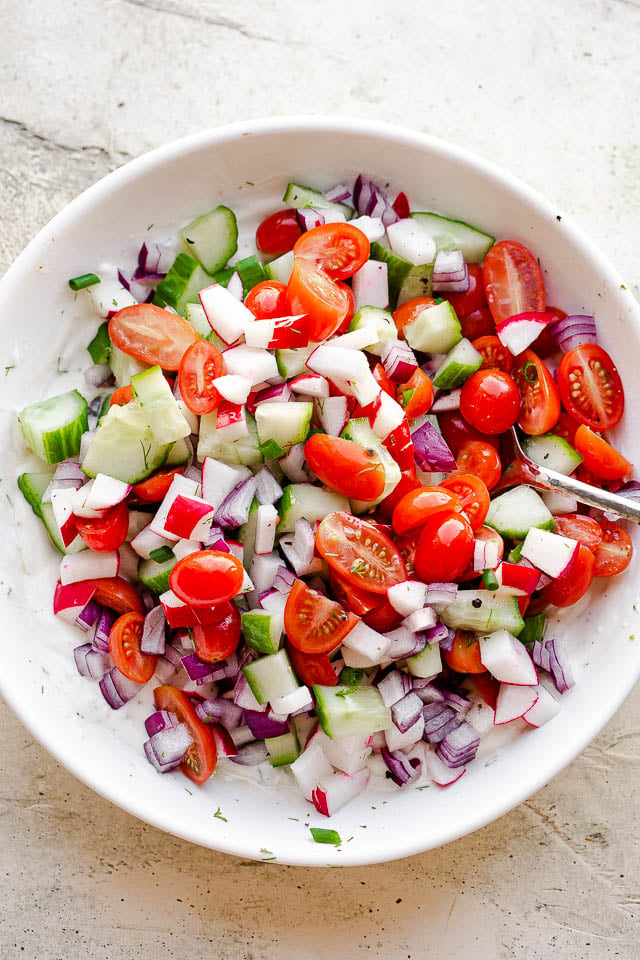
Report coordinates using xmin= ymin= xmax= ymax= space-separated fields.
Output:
xmin=510 ymin=425 xmax=640 ymax=524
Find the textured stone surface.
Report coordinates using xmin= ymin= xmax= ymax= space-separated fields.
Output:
xmin=1 ymin=0 xmax=639 ymax=957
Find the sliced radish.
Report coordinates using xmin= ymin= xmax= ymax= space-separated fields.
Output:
xmin=254 ymin=503 xmax=278 ymax=555
xmin=316 ymin=396 xmax=349 ymax=437
xmin=70 ymin=480 xmax=105 ymax=519
xmin=84 ymin=473 xmax=131 ymax=512
xmin=385 ymin=713 xmax=425 ymax=751
xmin=50 ymin=487 xmax=81 ymax=546
xmin=222 ymin=345 xmax=279 ymax=386
xmin=164 ymin=494 xmax=214 ymax=541
xmin=86 ymin=276 xmax=137 ymax=318
xmin=323 ymin=735 xmax=372 ymax=775
xmin=371 ymin=391 xmax=406 ymax=440
xmin=175 ymin=398 xmax=199 ymax=435
xmin=496 ymin=561 xmax=540 ymax=596
xmin=521 ymin=527 xmax=579 ymax=578
xmin=311 ymin=768 xmax=371 ymax=817
xmin=306 ymin=343 xmax=372 ymax=383
xmin=351 ymin=260 xmax=389 ymax=311
xmin=216 ymin=402 xmax=249 ymax=442
xmin=243 ymin=318 xmax=276 ymax=349
xmin=150 ymin=475 xmax=201 ymax=542
xmin=465 ymin=696 xmax=495 ymax=736
xmin=494 ymin=682 xmax=539 ymax=724
xmin=425 ymin=748 xmax=466 ymax=786
xmin=330 ymin=327 xmax=380 ymax=351
xmin=211 ymin=374 xmax=252 ymax=405
xmin=289 ymin=374 xmax=330 ymax=398
xmin=279 ymin=443 xmax=313 ymax=482
xmin=523 ymin=682 xmax=561 ymax=727
xmin=53 ymin=580 xmax=97 ymax=624
xmin=341 ymin=620 xmax=391 ymax=667
xmin=473 ymin=536 xmax=501 ymax=572
xmin=290 ymin=740 xmax=333 ymax=801
xmin=386 ymin=218 xmax=436 ymax=265
xmin=381 ymin=339 xmax=418 ymax=383
xmin=496 ymin=311 xmax=552 ymax=356
xmin=201 ymin=458 xmax=251 ymax=512
xmin=172 ymin=539 xmax=202 ymax=561
xmin=130 ymin=523 xmax=174 ymax=560
xmin=387 ymin=580 xmax=428 ymax=616
xmin=199 ymin=283 xmax=254 ymax=345
xmin=271 ymin=684 xmax=313 ymax=716
xmin=60 ymin=550 xmax=119 ymax=585
xmin=431 ymin=389 xmax=462 ymax=412
xmin=541 ymin=490 xmax=579 ymax=515
xmin=479 ymin=629 xmax=538 ymax=686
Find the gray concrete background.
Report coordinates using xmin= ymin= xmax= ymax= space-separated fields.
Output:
xmin=1 ymin=1 xmax=639 ymax=957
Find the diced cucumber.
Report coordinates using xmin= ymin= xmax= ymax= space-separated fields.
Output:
xmin=18 ymin=471 xmax=63 ymax=553
xmin=265 ymin=728 xmax=300 ymax=767
xmin=519 ymin=613 xmax=547 ymax=647
xmin=432 ymin=338 xmax=483 ymax=389
xmin=396 ymin=263 xmax=434 ymax=307
xmin=110 ymin=344 xmax=148 ymax=388
xmin=87 ymin=321 xmax=111 ymax=365
xmin=155 ymin=253 xmax=211 ymax=316
xmin=180 ymin=205 xmax=238 ymax=274
xmin=198 ymin=410 xmax=263 ymax=468
xmin=403 ymin=300 xmax=462 ymax=354
xmin=138 ymin=553 xmax=177 ymax=594
xmin=441 ymin=589 xmax=525 ymax=636
xmin=19 ymin=390 xmax=88 ymax=464
xmin=275 ymin=342 xmax=318 ymax=379
xmin=164 ymin=437 xmax=192 ymax=466
xmin=131 ymin=365 xmax=191 ymax=445
xmin=264 ymin=250 xmax=295 ymax=283
xmin=213 ymin=266 xmax=235 ymax=287
xmin=406 ymin=641 xmax=442 ymax=678
xmin=82 ymin=400 xmax=171 ymax=483
xmin=255 ymin=402 xmax=313 ymax=456
xmin=340 ymin=418 xmax=400 ymax=510
xmin=241 ymin=609 xmax=284 ymax=655
xmin=278 ymin=483 xmax=350 ymax=534
xmin=411 ymin=212 xmax=495 ymax=263
xmin=242 ymin=649 xmax=299 ymax=705
xmin=184 ymin=302 xmax=225 ymax=349
xmin=348 ymin=306 xmax=396 ymax=357
xmin=521 ymin=434 xmax=583 ymax=475
xmin=238 ymin=498 xmax=260 ymax=559
xmin=485 ymin=487 xmax=555 ymax=540
xmin=234 ymin=255 xmax=267 ymax=296
xmin=312 ymin=685 xmax=391 ymax=739
xmin=283 ymin=182 xmax=353 ymax=220
xmin=369 ymin=242 xmax=412 ymax=308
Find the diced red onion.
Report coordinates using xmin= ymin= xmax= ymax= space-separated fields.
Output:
xmin=377 ymin=669 xmax=414 ymax=707
xmin=244 ymin=709 xmax=290 ymax=739
xmin=148 ymin=722 xmax=193 ymax=766
xmin=532 ymin=638 xmax=574 ymax=694
xmin=411 ymin=420 xmax=457 ymax=472
xmin=233 ymin=671 xmax=266 ymax=712
xmin=75 ymin=598 xmax=102 ymax=633
xmin=391 ymin=692 xmax=424 ymax=733
xmin=442 ymin=690 xmax=472 ymax=713
xmin=412 ymin=681 xmax=445 ymax=704
xmin=154 ymin=656 xmax=178 ymax=683
xmin=296 ymin=208 xmax=325 ymax=232
xmin=99 ymin=667 xmax=142 ymax=709
xmin=195 ymin=697 xmax=244 ymax=729
xmin=384 ymin=626 xmax=426 ymax=660
xmin=422 ymin=702 xmax=464 ymax=743
xmin=381 ymin=340 xmax=418 ymax=383
xmin=432 ymin=263 xmax=470 ymax=293
xmin=91 ymin=607 xmax=117 ymax=651
xmin=425 ymin=582 xmax=458 ymax=608
xmin=323 ymin=182 xmax=353 ymax=205
xmin=473 ymin=537 xmax=501 ymax=573
xmin=208 ymin=652 xmax=242 ymax=683
xmin=353 ymin=174 xmax=398 ymax=226
xmin=436 ymin=721 xmax=480 ymax=768
xmin=381 ymin=747 xmax=421 ymax=787
xmin=181 ymin=653 xmax=214 ymax=682
xmin=273 ymin=564 xmax=297 ymax=594
xmin=203 ymin=524 xmax=229 ymax=550
xmin=602 ymin=480 xmax=640 ymax=521
xmin=140 ymin=586 xmax=157 ymax=613
xmin=139 ymin=605 xmax=166 ymax=655
xmin=162 ymin=643 xmax=183 ymax=668
xmin=431 ymin=389 xmax=462 ymax=412
xmin=432 ymin=250 xmax=466 ymax=282
xmin=254 ymin=467 xmax=284 ymax=505
xmin=74 ymin=642 xmax=94 ymax=677
xmin=250 ymin=382 xmax=292 ymax=410
xmin=230 ymin=741 xmax=270 ymax=765
xmin=143 ymin=739 xmax=181 ymax=773
xmin=84 ymin=364 xmax=115 ymax=389
xmin=548 ymin=314 xmax=597 ymax=353
xmin=145 ymin=710 xmax=179 ymax=737
xmin=214 ymin=475 xmax=258 ymax=529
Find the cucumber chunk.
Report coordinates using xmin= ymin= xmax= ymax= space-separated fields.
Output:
xmin=198 ymin=410 xmax=263 ymax=468
xmin=278 ymin=484 xmax=350 ymax=534
xmin=348 ymin=306 xmax=396 ymax=357
xmin=283 ymin=182 xmax=353 ymax=220
xmin=110 ymin=344 xmax=148 ymax=388
xmin=264 ymin=251 xmax=295 ymax=283
xmin=234 ymin=254 xmax=267 ymax=295
xmin=403 ymin=300 xmax=462 ymax=354
xmin=432 ymin=338 xmax=483 ymax=389
xmin=82 ymin=400 xmax=171 ymax=483
xmin=485 ymin=487 xmax=555 ymax=540
xmin=255 ymin=402 xmax=313 ymax=455
xmin=138 ymin=553 xmax=177 ymax=594
xmin=397 ymin=263 xmax=434 ymax=307
xmin=521 ymin=434 xmax=583 ymax=475
xmin=155 ymin=253 xmax=211 ymax=316
xmin=265 ymin=729 xmax=300 ymax=767
xmin=164 ymin=437 xmax=192 ymax=466
xmin=18 ymin=471 xmax=62 ymax=553
xmin=131 ymin=365 xmax=192 ymax=445
xmin=242 ymin=649 xmax=299 ymax=705
xmin=313 ymin=685 xmax=391 ymax=739
xmin=441 ymin=590 xmax=525 ymax=636
xmin=275 ymin=343 xmax=318 ymax=379
xmin=406 ymin=641 xmax=443 ymax=678
xmin=411 ymin=212 xmax=495 ymax=263
xmin=242 ymin=609 xmax=284 ymax=655
xmin=181 ymin=205 xmax=238 ymax=274
xmin=19 ymin=390 xmax=88 ymax=464
xmin=340 ymin=418 xmax=400 ymax=510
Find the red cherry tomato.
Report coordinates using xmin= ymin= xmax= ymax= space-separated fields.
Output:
xmin=154 ymin=685 xmax=217 ymax=784
xmin=471 ymin=672 xmax=500 ymax=710
xmin=372 ymin=363 xmax=395 ymax=398
xmin=392 ymin=297 xmax=436 ymax=338
xmin=169 ymin=550 xmax=244 ymax=607
xmin=539 ymin=544 xmax=595 ymax=607
xmin=293 ymin=223 xmax=370 ymax=281
xmin=460 ymin=369 xmax=521 ymax=435
xmin=593 ymin=519 xmax=633 ymax=577
xmin=315 ymin=512 xmax=407 ymax=594
xmin=396 ymin=368 xmax=434 ymax=419
xmin=573 ymin=424 xmax=632 ymax=481
xmin=109 ymin=304 xmax=198 ymax=371
xmin=131 ymin=466 xmax=185 ymax=503
xmin=109 ymin=611 xmax=157 ymax=682
xmin=329 ymin=570 xmax=381 ymax=616
xmin=552 ymin=514 xmax=603 ymax=553
xmin=286 ymin=258 xmax=351 ymax=341
xmin=336 ymin=281 xmax=356 ymax=332
xmin=244 ymin=280 xmax=288 ymax=319
xmin=438 ymin=409 xmax=486 ymax=456
xmin=394 ymin=528 xmax=420 ymax=578
xmin=363 ymin=597 xmax=404 ymax=632
xmin=472 ymin=335 xmax=513 ymax=373
xmin=304 ymin=434 xmax=387 ymax=500
xmin=443 ymin=630 xmax=486 ymax=673
xmin=392 ymin=485 xmax=462 ymax=536
xmin=75 ymin=501 xmax=129 ymax=552
xmin=177 ymin=338 xmax=225 ymax=416
xmin=557 ymin=344 xmax=624 ymax=432
xmin=382 ymin=420 xmax=415 ymax=473
xmin=256 ymin=209 xmax=302 ymax=257
xmin=414 ymin=510 xmax=475 ymax=583
xmin=512 ymin=349 xmax=561 ymax=436
xmin=439 ymin=473 xmax=490 ymax=531
xmin=284 ymin=579 xmax=358 ymax=654
xmin=446 ymin=265 xmax=487 ymax=316
xmin=192 ymin=603 xmax=241 ymax=663
xmin=552 ymin=411 xmax=581 ymax=446
xmin=91 ymin=577 xmax=144 ymax=614
xmin=455 ymin=440 xmax=502 ymax=490
xmin=378 ymin=468 xmax=420 ymax=520
xmin=482 ymin=240 xmax=546 ymax=326
xmin=459 ymin=306 xmax=495 ymax=341
xmin=285 ymin=642 xmax=338 ymax=686
xmin=110 ymin=384 xmax=133 ymax=406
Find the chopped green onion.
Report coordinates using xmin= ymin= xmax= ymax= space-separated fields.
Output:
xmin=149 ymin=546 xmax=175 ymax=564
xmin=508 ymin=542 xmax=524 ymax=563
xmin=482 ymin=568 xmax=499 ymax=591
xmin=68 ymin=272 xmax=101 ymax=291
xmin=87 ymin=321 xmax=112 ymax=365
xmin=259 ymin=439 xmax=285 ymax=460
xmin=522 ymin=362 xmax=538 ymax=383
xmin=519 ymin=613 xmax=546 ymax=647
xmin=310 ymin=827 xmax=342 ymax=845
xmin=402 ymin=387 xmax=415 ymax=407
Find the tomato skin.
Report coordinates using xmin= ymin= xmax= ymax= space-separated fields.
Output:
xmin=110 ymin=384 xmax=134 ymax=407
xmin=132 ymin=466 xmax=185 ymax=503
xmin=414 ymin=510 xmax=475 ymax=583
xmin=460 ymin=369 xmax=520 ymax=436
xmin=392 ymin=191 xmax=411 ymax=219
xmin=482 ymin=239 xmax=546 ymax=326
xmin=437 ymin=410 xmax=486 ymax=456
xmin=256 ymin=209 xmax=302 ymax=257
xmin=396 ymin=368 xmax=434 ymax=419
xmin=455 ymin=440 xmax=502 ymax=490
xmin=459 ymin=306 xmax=495 ymax=342
xmin=192 ymin=604 xmax=241 ymax=663
xmin=573 ymin=425 xmax=632 ymax=481
xmin=284 ymin=579 xmax=358 ymax=654
xmin=304 ymin=434 xmax=386 ymax=500
xmin=471 ymin=672 xmax=500 ymax=710
xmin=285 ymin=642 xmax=338 ymax=686
xmin=329 ymin=570 xmax=381 ymax=616
xmin=244 ymin=280 xmax=288 ymax=319
xmin=377 ymin=468 xmax=420 ymax=520
xmin=91 ymin=577 xmax=143 ymax=614
xmin=393 ymin=297 xmax=436 ymax=337
xmin=286 ymin=258 xmax=351 ymax=341
xmin=109 ymin=611 xmax=158 ymax=682
xmin=382 ymin=420 xmax=415 ymax=472
xmin=109 ymin=304 xmax=198 ymax=371
xmin=557 ymin=344 xmax=624 ymax=431
xmin=293 ymin=223 xmax=370 ymax=281
xmin=553 ymin=514 xmax=603 ymax=553
xmin=552 ymin=411 xmax=580 ymax=446
xmin=373 ymin=363 xmax=395 ymax=398
xmin=472 ymin=335 xmax=513 ymax=373
xmin=75 ymin=501 xmax=129 ymax=552
xmin=363 ymin=597 xmax=404 ymax=632
xmin=392 ymin=485 xmax=462 ymax=536
xmin=539 ymin=544 xmax=595 ymax=607
xmin=443 ymin=630 xmax=486 ymax=673
xmin=593 ymin=519 xmax=633 ymax=577
xmin=512 ymin=349 xmax=561 ymax=436
xmin=439 ymin=473 xmax=490 ymax=531
xmin=315 ymin=512 xmax=407 ymax=594
xmin=445 ymin=265 xmax=486 ymax=316
xmin=154 ymin=684 xmax=217 ymax=784
xmin=169 ymin=551 xmax=244 ymax=607
xmin=177 ymin=339 xmax=225 ymax=416
xmin=336 ymin=281 xmax=356 ymax=332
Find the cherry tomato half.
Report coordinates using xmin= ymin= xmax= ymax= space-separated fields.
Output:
xmin=439 ymin=473 xmax=490 ymax=531
xmin=392 ymin=485 xmax=462 ymax=536
xmin=459 ymin=306 xmax=495 ymax=342
xmin=593 ymin=519 xmax=633 ymax=577
xmin=392 ymin=297 xmax=436 ymax=338
xmin=482 ymin=239 xmax=546 ymax=326
xmin=131 ymin=466 xmax=185 ymax=503
xmin=293 ymin=223 xmax=370 ymax=281
xmin=377 ymin=468 xmax=420 ymax=520
xmin=557 ymin=344 xmax=624 ymax=432
xmin=446 ymin=265 xmax=487 ymax=316
xmin=91 ymin=577 xmax=144 ymax=614
xmin=285 ymin=641 xmax=338 ymax=686
xmin=75 ymin=501 xmax=129 ymax=552
xmin=573 ymin=424 xmax=632 ymax=481
xmin=192 ymin=603 xmax=241 ymax=663
xmin=177 ymin=338 xmax=225 ymax=416
xmin=315 ymin=512 xmax=407 ymax=594
xmin=455 ymin=440 xmax=502 ymax=490
xmin=169 ymin=550 xmax=244 ymax=607
xmin=438 ymin=410 xmax=486 ymax=456
xmin=244 ymin=279 xmax=288 ymax=319
xmin=472 ymin=335 xmax=513 ymax=373
xmin=256 ymin=209 xmax=302 ymax=257
xmin=154 ymin=684 xmax=217 ymax=784
xmin=363 ymin=596 xmax=404 ymax=632
xmin=396 ymin=368 xmax=434 ymax=420
xmin=329 ymin=569 xmax=381 ymax=616
xmin=109 ymin=304 xmax=198 ymax=371
xmin=443 ymin=630 xmax=486 ymax=673
xmin=284 ymin=579 xmax=358 ymax=654
xmin=512 ymin=349 xmax=560 ymax=436
xmin=109 ymin=611 xmax=157 ymax=682
xmin=460 ymin=369 xmax=520 ymax=436
xmin=286 ymin=258 xmax=351 ymax=341
xmin=304 ymin=434 xmax=387 ymax=501
xmin=553 ymin=514 xmax=603 ymax=553
xmin=539 ymin=543 xmax=595 ymax=607
xmin=414 ymin=510 xmax=475 ymax=583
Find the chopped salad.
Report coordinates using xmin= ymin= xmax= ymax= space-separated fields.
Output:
xmin=17 ymin=173 xmax=635 ymax=817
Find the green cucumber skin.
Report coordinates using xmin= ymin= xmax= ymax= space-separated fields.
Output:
xmin=241 ymin=610 xmax=282 ymax=656
xmin=485 ymin=487 xmax=555 ymax=540
xmin=441 ymin=591 xmax=525 ymax=636
xmin=155 ymin=253 xmax=211 ymax=316
xmin=234 ymin=255 xmax=267 ymax=296
xmin=278 ymin=484 xmax=350 ymax=534
xmin=138 ymin=555 xmax=177 ymax=594
xmin=312 ymin=684 xmax=391 ymax=739
xmin=265 ymin=729 xmax=300 ymax=767
xmin=369 ymin=242 xmax=412 ymax=308
xmin=521 ymin=434 xmax=583 ymax=475
xmin=18 ymin=471 xmax=69 ymax=554
xmin=181 ymin=205 xmax=238 ymax=274
xmin=19 ymin=390 xmax=89 ymax=465
xmin=87 ymin=321 xmax=112 ymax=365
xmin=410 ymin=212 xmax=495 ymax=263
xmin=282 ymin=182 xmax=353 ymax=219
xmin=432 ymin=338 xmax=483 ymax=389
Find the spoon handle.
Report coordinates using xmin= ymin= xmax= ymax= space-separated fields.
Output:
xmin=526 ymin=464 xmax=640 ymax=523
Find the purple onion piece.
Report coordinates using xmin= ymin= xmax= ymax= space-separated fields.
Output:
xmin=381 ymin=748 xmax=421 ymax=787
xmin=145 ymin=709 xmax=180 ymax=737
xmin=323 ymin=182 xmax=353 ymax=204
xmin=74 ymin=643 xmax=94 ymax=677
xmin=244 ymin=709 xmax=290 ymax=739
xmin=422 ymin=702 xmax=463 ymax=743
xmin=149 ymin=722 xmax=193 ymax=765
xmin=532 ymin=638 xmax=574 ymax=694
xmin=162 ymin=643 xmax=184 ymax=668
xmin=208 ymin=653 xmax=240 ymax=682
xmin=296 ymin=208 xmax=325 ymax=232
xmin=436 ymin=721 xmax=480 ymax=768
xmin=140 ymin=605 xmax=166 ymax=655
xmin=181 ymin=652 xmax=215 ymax=682
xmin=422 ymin=622 xmax=454 ymax=651
xmin=229 ymin=741 xmax=269 ymax=766
xmin=111 ymin=667 xmax=144 ymax=702
xmin=76 ymin=598 xmax=102 ymax=633
xmin=391 ymin=692 xmax=424 ymax=733
xmin=411 ymin=420 xmax=457 ymax=472
xmin=92 ymin=608 xmax=117 ymax=652
xmin=548 ymin=314 xmax=597 ymax=353
xmin=215 ymin=475 xmax=258 ymax=529
xmin=424 ymin=582 xmax=458 ymax=608
xmin=144 ymin=739 xmax=181 ymax=773
xmin=254 ymin=467 xmax=284 ymax=506
xmin=442 ymin=690 xmax=472 ymax=713
xmin=412 ymin=682 xmax=445 ymax=704
xmin=86 ymin=648 xmax=112 ymax=679
xmin=195 ymin=697 xmax=244 ymax=729
xmin=377 ymin=669 xmax=414 ymax=707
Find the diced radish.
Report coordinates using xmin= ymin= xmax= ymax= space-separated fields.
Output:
xmin=254 ymin=503 xmax=278 ymax=555
xmin=226 ymin=271 xmax=244 ymax=301
xmin=201 ymin=458 xmax=251 ymax=512
xmin=311 ymin=768 xmax=371 ymax=817
xmin=230 ymin=724 xmax=260 ymax=747
xmin=523 ymin=682 xmax=561 ymax=727
xmin=386 ymin=218 xmax=436 ymax=265
xmin=351 ymin=260 xmax=389 ymax=311
xmin=289 ymin=374 xmax=330 ymax=398
xmin=346 ymin=372 xmax=381 ymax=408
xmin=118 ymin=542 xmax=140 ymax=582
xmin=431 ymin=389 xmax=462 ymax=412
xmin=542 ymin=490 xmax=579 ymax=515
xmin=290 ymin=741 xmax=333 ymax=801
xmin=381 ymin=339 xmax=418 ymax=383
xmin=473 ymin=536 xmax=501 ymax=573
xmin=53 ymin=580 xmax=97 ymax=624
xmin=158 ymin=590 xmax=198 ymax=628
xmin=341 ymin=620 xmax=391 ymax=667
xmin=70 ymin=480 xmax=105 ymax=519
xmin=465 ymin=696 xmax=495 ymax=736
xmin=306 ymin=343 xmax=371 ymax=383
xmin=249 ymin=552 xmax=282 ymax=596
xmin=479 ymin=629 xmax=538 ymax=686
xmin=150 ymin=475 xmax=200 ymax=542
xmin=316 ymin=396 xmax=349 ymax=437
xmin=521 ymin=527 xmax=579 ymax=578
xmin=323 ymin=735 xmax=372 ymax=775
xmin=403 ymin=607 xmax=437 ymax=633
xmin=494 ymin=682 xmax=539 ymax=725
xmin=348 ymin=215 xmax=385 ymax=242
xmin=60 ymin=551 xmax=119 ymax=585
xmin=86 ymin=276 xmax=137 ymax=318
xmin=387 ymin=580 xmax=428 ymax=616
xmin=222 ymin=344 xmax=279 ymax=385
xmin=433 ymin=249 xmax=466 ymax=282
xmin=175 ymin=398 xmax=199 ymax=434
xmin=172 ymin=539 xmax=201 ymax=561
xmin=84 ymin=473 xmax=131 ymax=512
xmin=258 ymin=589 xmax=288 ymax=615
xmin=216 ymin=402 xmax=249 ymax=442
xmin=211 ymin=374 xmax=252 ymax=404
xmin=199 ymin=283 xmax=255 ymax=345
xmin=209 ymin=724 xmax=238 ymax=757
xmin=279 ymin=443 xmax=313 ymax=483
xmin=50 ymin=487 xmax=81 ymax=546
xmin=130 ymin=523 xmax=174 ymax=560
xmin=496 ymin=311 xmax=551 ymax=356
xmin=425 ymin=748 xmax=466 ymax=786
xmin=496 ymin=562 xmax=540 ymax=596
xmin=243 ymin=318 xmax=276 ymax=348
xmin=385 ymin=713 xmax=425 ymax=751
xmin=271 ymin=685 xmax=313 ymax=716
xmin=371 ymin=391 xmax=406 ymax=440
xmin=330 ymin=327 xmax=380 ymax=351
xmin=163 ymin=494 xmax=214 ymax=541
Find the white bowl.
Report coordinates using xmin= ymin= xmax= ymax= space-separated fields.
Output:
xmin=1 ymin=117 xmax=639 ymax=867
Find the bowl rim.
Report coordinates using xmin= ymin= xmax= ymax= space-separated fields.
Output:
xmin=2 ymin=115 xmax=639 ymax=866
